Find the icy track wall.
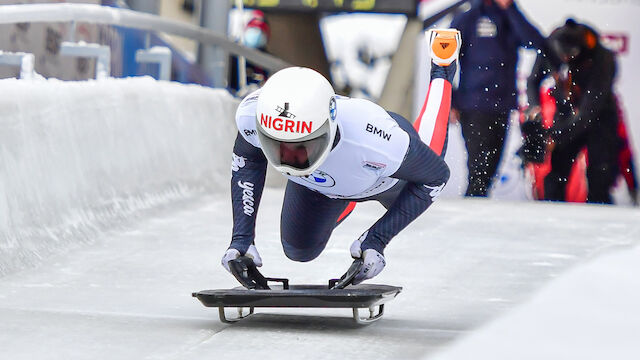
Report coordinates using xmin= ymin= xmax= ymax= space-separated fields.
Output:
xmin=0 ymin=77 xmax=239 ymax=276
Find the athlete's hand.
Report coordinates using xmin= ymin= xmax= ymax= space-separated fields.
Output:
xmin=221 ymin=244 xmax=263 ymax=273
xmin=350 ymin=236 xmax=386 ymax=285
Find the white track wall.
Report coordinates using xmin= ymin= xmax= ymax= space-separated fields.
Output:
xmin=0 ymin=77 xmax=239 ymax=275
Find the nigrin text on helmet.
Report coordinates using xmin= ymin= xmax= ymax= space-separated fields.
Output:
xmin=259 ymin=113 xmax=313 ymax=134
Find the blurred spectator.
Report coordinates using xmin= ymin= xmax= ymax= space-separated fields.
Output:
xmin=450 ymin=0 xmax=545 ymax=197
xmin=523 ymin=19 xmax=628 ymax=204
xmin=182 ymin=0 xmax=194 ymax=13
xmin=229 ymin=10 xmax=271 ymax=96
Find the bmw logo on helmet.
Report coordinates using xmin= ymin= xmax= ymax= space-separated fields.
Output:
xmin=329 ymin=97 xmax=337 ymax=122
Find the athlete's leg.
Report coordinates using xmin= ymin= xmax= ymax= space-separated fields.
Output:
xmin=369 ymin=31 xmax=459 ymax=207
xmin=413 ymin=29 xmax=460 ymax=157
xmin=280 ymin=181 xmax=351 ymax=262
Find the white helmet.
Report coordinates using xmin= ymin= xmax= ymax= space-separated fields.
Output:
xmin=256 ymin=67 xmax=338 ymax=176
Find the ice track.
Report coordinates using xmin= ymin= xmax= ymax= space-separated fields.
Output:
xmin=1 ymin=188 xmax=638 ymax=359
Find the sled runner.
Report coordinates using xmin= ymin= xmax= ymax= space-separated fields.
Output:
xmin=193 ymin=257 xmax=402 ymax=324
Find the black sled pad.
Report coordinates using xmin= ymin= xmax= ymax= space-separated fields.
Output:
xmin=194 ymin=257 xmax=401 ymax=324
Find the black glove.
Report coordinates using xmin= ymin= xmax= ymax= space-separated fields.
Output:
xmin=519 ymin=113 xmax=548 ymax=164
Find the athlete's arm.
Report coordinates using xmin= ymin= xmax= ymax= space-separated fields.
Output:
xmin=229 ymin=133 xmax=268 ymax=254
xmin=359 ymin=137 xmax=450 ymax=254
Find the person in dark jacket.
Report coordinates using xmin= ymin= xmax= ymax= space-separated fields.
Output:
xmin=450 ymin=0 xmax=545 ymax=196
xmin=524 ymin=19 xmax=621 ymax=204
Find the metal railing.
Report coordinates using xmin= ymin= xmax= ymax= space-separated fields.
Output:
xmin=0 ymin=3 xmax=291 ymax=73
xmin=0 ymin=50 xmax=37 ymax=79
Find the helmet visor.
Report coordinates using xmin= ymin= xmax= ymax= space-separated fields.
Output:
xmin=257 ymin=121 xmax=330 ymax=172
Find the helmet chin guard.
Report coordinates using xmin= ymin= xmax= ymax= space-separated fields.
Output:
xmin=256 ymin=67 xmax=337 ymax=176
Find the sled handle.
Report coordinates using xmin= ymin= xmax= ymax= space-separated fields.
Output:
xmin=228 ymin=256 xmax=290 ymax=290
xmin=329 ymin=258 xmax=364 ymax=289
xmin=265 ymin=277 xmax=289 ymax=290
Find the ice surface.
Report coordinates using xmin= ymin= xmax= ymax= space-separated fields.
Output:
xmin=429 ymin=234 xmax=640 ymax=360
xmin=1 ymin=188 xmax=638 ymax=359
